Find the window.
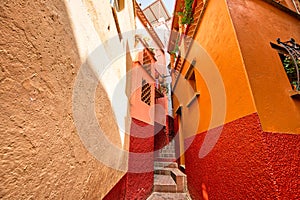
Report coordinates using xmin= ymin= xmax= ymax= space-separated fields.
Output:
xmin=185 ymin=59 xmax=200 ymax=107
xmin=185 ymin=60 xmax=198 ymax=93
xmin=271 ymin=38 xmax=300 ymax=92
xmin=110 ymin=0 xmax=124 ymax=12
xmin=141 ymin=79 xmax=151 ymax=105
xmin=280 ymin=53 xmax=299 ymax=90
xmin=188 ymin=70 xmax=197 ymax=92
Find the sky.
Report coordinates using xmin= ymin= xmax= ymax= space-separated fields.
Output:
xmin=137 ymin=0 xmax=176 ymax=15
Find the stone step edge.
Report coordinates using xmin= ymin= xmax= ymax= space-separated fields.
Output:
xmin=153 ymin=174 xmax=177 ymax=193
xmin=154 ymin=167 xmax=187 ymax=193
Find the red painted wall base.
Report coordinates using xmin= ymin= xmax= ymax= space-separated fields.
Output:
xmin=185 ymin=113 xmax=300 ymax=200
xmin=104 ymin=118 xmax=154 ymax=200
xmin=103 ymin=174 xmax=127 ymax=200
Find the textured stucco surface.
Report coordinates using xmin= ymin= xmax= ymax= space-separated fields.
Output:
xmin=103 ymin=174 xmax=127 ymax=200
xmin=154 ymin=122 xmax=167 ymax=151
xmin=226 ymin=0 xmax=300 ymax=134
xmin=104 ymin=118 xmax=155 ymax=200
xmin=127 ymin=118 xmax=154 ymax=199
xmin=185 ymin=113 xmax=300 ymax=200
xmin=0 ymin=0 xmax=126 ymax=199
xmin=172 ymin=0 xmax=256 ymax=137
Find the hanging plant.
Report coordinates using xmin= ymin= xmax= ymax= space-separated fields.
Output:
xmin=170 ymin=35 xmax=180 ymax=57
xmin=170 ymin=44 xmax=179 ymax=57
xmin=178 ymin=0 xmax=194 ymax=25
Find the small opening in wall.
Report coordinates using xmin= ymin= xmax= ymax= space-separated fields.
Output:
xmin=185 ymin=59 xmax=199 ymax=93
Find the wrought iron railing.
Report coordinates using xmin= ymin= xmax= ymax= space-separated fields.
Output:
xmin=277 ymin=38 xmax=300 ymax=91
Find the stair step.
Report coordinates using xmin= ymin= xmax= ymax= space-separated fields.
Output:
xmin=169 ymin=168 xmax=187 ymax=192
xmin=154 ymin=164 xmax=178 ymax=175
xmin=153 ymin=167 xmax=187 ymax=193
xmin=159 ymin=149 xmax=175 ymax=154
xmin=147 ymin=192 xmax=190 ymax=200
xmin=154 ymin=175 xmax=177 ymax=193
xmin=154 ymin=161 xmax=177 ymax=169
xmin=155 ymin=169 xmax=171 ymax=175
xmin=158 ymin=153 xmax=176 ymax=158
xmin=155 ymin=157 xmax=176 ymax=162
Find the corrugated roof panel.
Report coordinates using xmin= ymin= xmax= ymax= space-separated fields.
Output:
xmin=144 ymin=8 xmax=156 ymax=23
xmin=143 ymin=0 xmax=171 ymax=25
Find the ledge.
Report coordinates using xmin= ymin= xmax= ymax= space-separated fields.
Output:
xmin=133 ymin=61 xmax=155 ymax=81
xmin=155 ymin=87 xmax=164 ymax=98
xmin=289 ymin=90 xmax=300 ymax=98
xmin=186 ymin=92 xmax=200 ymax=107
xmin=175 ymin=105 xmax=182 ymax=115
xmin=262 ymin=0 xmax=300 ymax=20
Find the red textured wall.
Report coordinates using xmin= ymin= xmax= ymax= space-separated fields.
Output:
xmin=154 ymin=122 xmax=167 ymax=151
xmin=103 ymin=174 xmax=127 ymax=200
xmin=184 ymin=113 xmax=300 ymax=200
xmin=103 ymin=118 xmax=154 ymax=200
xmin=127 ymin=118 xmax=154 ymax=199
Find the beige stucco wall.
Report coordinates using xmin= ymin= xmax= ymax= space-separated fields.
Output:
xmin=0 ymin=0 xmax=135 ymax=199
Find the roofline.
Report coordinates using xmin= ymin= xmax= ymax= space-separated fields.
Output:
xmin=143 ymin=0 xmax=171 ymax=19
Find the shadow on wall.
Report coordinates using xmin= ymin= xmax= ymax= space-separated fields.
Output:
xmin=0 ymin=0 xmax=125 ymax=199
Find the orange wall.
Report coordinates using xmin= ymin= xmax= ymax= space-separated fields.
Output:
xmin=130 ymin=61 xmax=156 ymax=125
xmin=173 ymin=0 xmax=256 ymax=138
xmin=227 ymin=0 xmax=300 ymax=134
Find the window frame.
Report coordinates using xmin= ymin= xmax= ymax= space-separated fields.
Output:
xmin=185 ymin=59 xmax=200 ymax=107
xmin=270 ymin=40 xmax=300 ymax=97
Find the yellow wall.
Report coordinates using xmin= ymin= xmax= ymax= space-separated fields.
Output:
xmin=227 ymin=0 xmax=300 ymax=134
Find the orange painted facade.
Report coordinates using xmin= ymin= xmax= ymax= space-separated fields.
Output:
xmin=227 ymin=0 xmax=300 ymax=134
xmin=170 ymin=0 xmax=300 ymax=145
xmin=169 ymin=0 xmax=300 ymax=199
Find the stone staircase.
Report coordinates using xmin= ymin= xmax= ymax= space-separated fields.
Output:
xmin=154 ymin=139 xmax=177 ymax=169
xmin=148 ymin=140 xmax=191 ymax=199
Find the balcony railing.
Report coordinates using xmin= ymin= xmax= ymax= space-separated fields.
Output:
xmin=169 ymin=0 xmax=207 ymax=89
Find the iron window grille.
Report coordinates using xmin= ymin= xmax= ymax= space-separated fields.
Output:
xmin=276 ymin=38 xmax=300 ymax=91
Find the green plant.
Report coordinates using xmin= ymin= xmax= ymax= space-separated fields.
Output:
xmin=283 ymin=55 xmax=300 ymax=90
xmin=149 ymin=47 xmax=155 ymax=54
xmin=170 ymin=44 xmax=179 ymax=57
xmin=178 ymin=0 xmax=194 ymax=25
xmin=159 ymin=83 xmax=169 ymax=94
xmin=170 ymin=36 xmax=180 ymax=57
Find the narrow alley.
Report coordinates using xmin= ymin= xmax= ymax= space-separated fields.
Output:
xmin=1 ymin=0 xmax=299 ymax=199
